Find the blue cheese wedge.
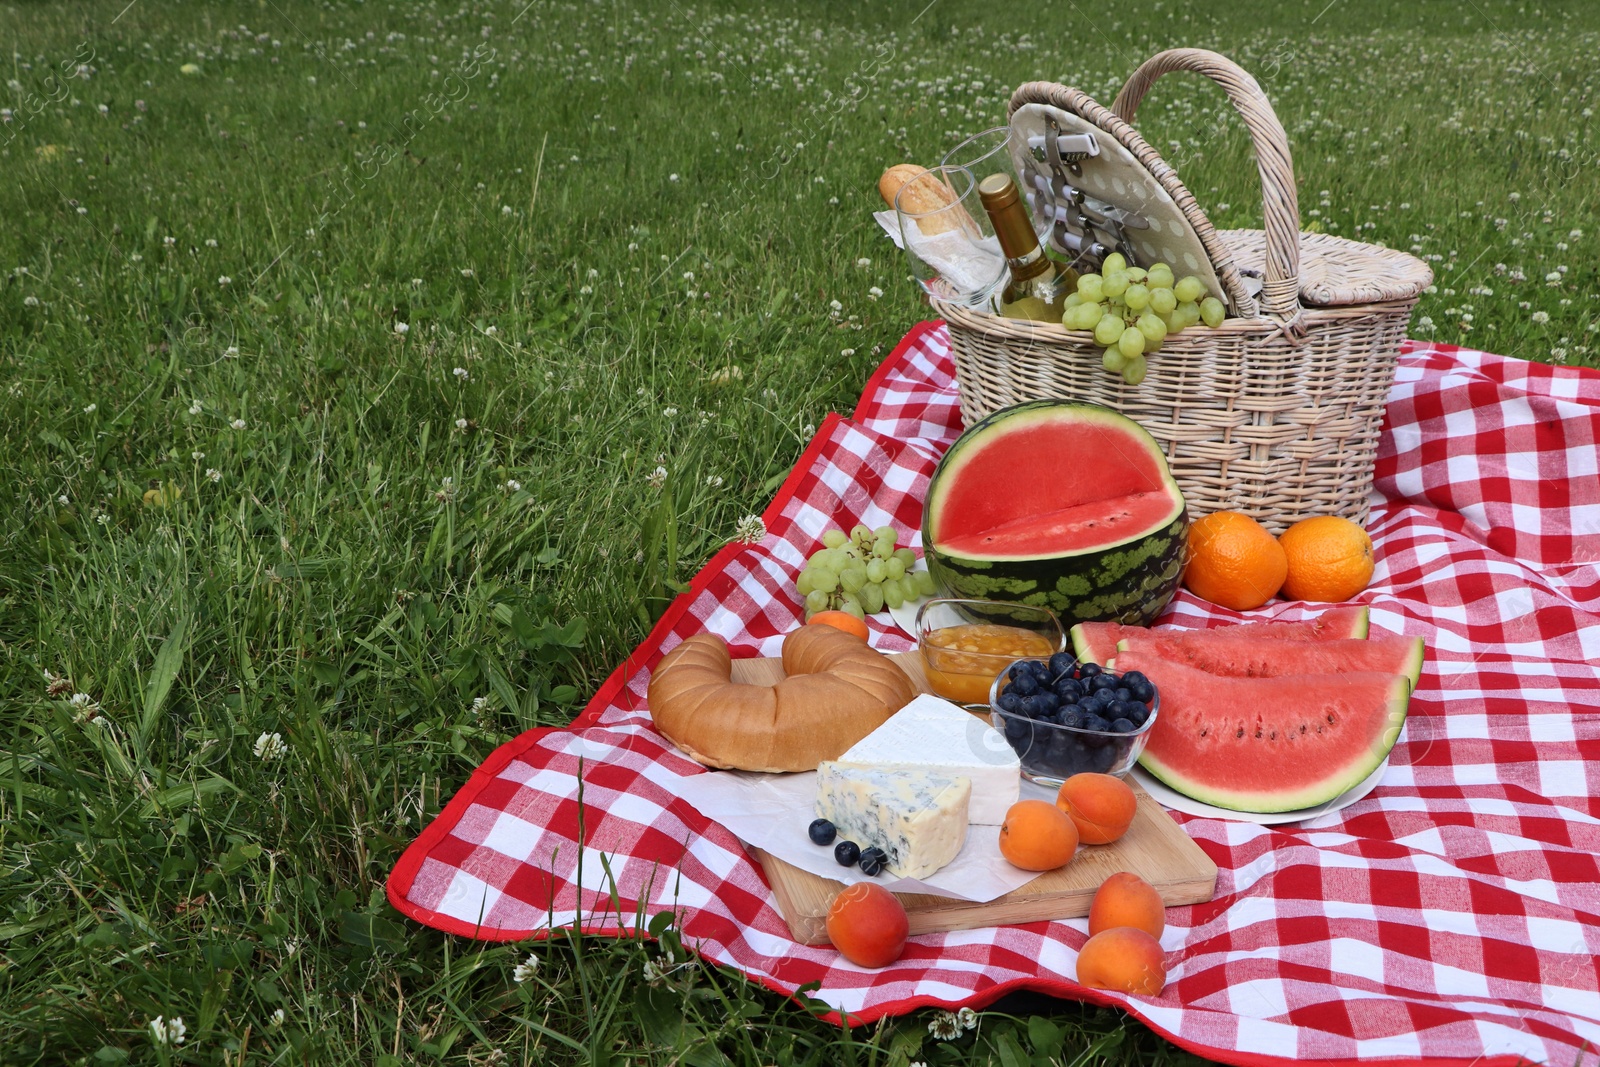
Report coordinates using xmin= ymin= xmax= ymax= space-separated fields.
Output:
xmin=833 ymin=694 xmax=1020 ymax=824
xmin=814 ymin=762 xmax=970 ymax=880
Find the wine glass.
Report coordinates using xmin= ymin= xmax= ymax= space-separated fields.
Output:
xmin=943 ymin=125 xmax=1048 ymax=243
xmin=893 ymin=165 xmax=1007 ymax=309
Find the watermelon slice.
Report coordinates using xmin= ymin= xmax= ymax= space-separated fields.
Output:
xmin=1070 ymin=605 xmax=1372 ymax=666
xmin=1114 ymin=651 xmax=1408 ymax=812
xmin=1115 ymin=633 xmax=1425 ymax=690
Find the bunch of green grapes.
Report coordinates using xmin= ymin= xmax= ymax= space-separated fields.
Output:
xmin=796 ymin=525 xmax=939 ymax=619
xmin=1058 ymin=253 xmax=1227 ymax=386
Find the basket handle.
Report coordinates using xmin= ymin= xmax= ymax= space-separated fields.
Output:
xmin=1111 ymin=49 xmax=1301 ymax=320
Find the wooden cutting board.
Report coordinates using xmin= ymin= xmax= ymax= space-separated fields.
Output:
xmin=728 ymin=651 xmax=1217 ymax=946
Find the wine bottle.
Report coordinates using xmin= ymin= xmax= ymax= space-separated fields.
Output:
xmin=977 ymin=172 xmax=1074 ymax=322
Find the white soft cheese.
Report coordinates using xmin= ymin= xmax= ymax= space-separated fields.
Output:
xmin=814 ymin=762 xmax=970 ymax=880
xmin=833 ymin=693 xmax=1020 ymax=824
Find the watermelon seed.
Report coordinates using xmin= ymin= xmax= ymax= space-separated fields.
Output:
xmin=1235 ymin=728 xmax=1245 ymax=739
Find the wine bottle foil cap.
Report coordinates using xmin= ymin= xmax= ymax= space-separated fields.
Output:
xmin=977 ymin=172 xmax=1019 ymax=210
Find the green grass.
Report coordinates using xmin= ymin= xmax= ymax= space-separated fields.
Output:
xmin=0 ymin=0 xmax=1595 ymax=1062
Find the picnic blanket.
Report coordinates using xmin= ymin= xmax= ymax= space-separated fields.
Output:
xmin=388 ymin=322 xmax=1600 ymax=1067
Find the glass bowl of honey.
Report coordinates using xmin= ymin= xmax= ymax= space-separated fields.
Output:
xmin=915 ymin=598 xmax=1066 ymax=705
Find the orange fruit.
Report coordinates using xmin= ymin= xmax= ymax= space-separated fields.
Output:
xmin=826 ymin=882 xmax=909 ymax=968
xmin=806 ymin=610 xmax=870 ymax=641
xmin=1182 ymin=512 xmax=1287 ymax=611
xmin=1278 ymin=516 xmax=1374 ymax=603
xmin=997 ymin=799 xmax=1079 ymax=872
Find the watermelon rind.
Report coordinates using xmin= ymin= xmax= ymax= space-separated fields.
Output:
xmin=1070 ymin=621 xmax=1123 ymax=666
xmin=923 ymin=401 xmax=1187 ymax=626
xmin=1069 ymin=606 xmax=1375 ymax=669
xmin=1122 ymin=655 xmax=1411 ymax=813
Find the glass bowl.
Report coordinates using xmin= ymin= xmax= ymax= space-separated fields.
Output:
xmin=915 ymin=599 xmax=1065 ymax=706
xmin=987 ymin=656 xmax=1159 ymax=785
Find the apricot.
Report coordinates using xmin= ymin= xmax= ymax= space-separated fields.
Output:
xmin=826 ymin=882 xmax=909 ymax=968
xmin=1055 ymin=773 xmax=1138 ymax=845
xmin=807 ymin=610 xmax=870 ymax=642
xmin=1088 ymin=872 xmax=1166 ymax=939
xmin=998 ymin=799 xmax=1079 ymax=872
xmin=1076 ymin=926 xmax=1167 ymax=995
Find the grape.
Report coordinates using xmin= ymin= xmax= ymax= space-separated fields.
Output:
xmin=1174 ymin=276 xmax=1206 ymax=304
xmin=1064 ymin=302 xmax=1098 ymax=331
xmin=1123 ymin=283 xmax=1150 ymax=311
xmin=1122 ymin=354 xmax=1148 ymax=386
xmin=1102 ymin=271 xmax=1129 ymax=299
xmin=1176 ymin=300 xmax=1202 ymax=329
xmin=886 ymin=556 xmax=907 ymax=580
xmin=828 ymin=548 xmax=856 ymax=572
xmin=892 ymin=548 xmax=917 ymax=568
xmin=810 ymin=567 xmax=839 ymax=593
xmin=1200 ymin=296 xmax=1226 ymax=328
xmin=1124 ymin=267 xmax=1147 ymax=283
xmin=1093 ymin=314 xmax=1126 ymax=347
xmin=1162 ymin=308 xmax=1184 ymax=334
xmin=859 ymin=583 xmax=885 ymax=614
xmin=882 ymin=580 xmax=906 ymax=610
xmin=1063 ymin=291 xmax=1085 ymax=310
xmin=872 ymin=526 xmax=895 ymax=543
xmin=1118 ymin=325 xmax=1146 ymax=358
xmin=839 ymin=566 xmax=867 ymax=593
xmin=866 ymin=558 xmax=887 ymax=584
xmin=822 ymin=528 xmax=849 ymax=550
xmin=1102 ymin=346 xmax=1128 ymax=373
xmin=1146 ymin=263 xmax=1175 ymax=290
xmin=1149 ymin=286 xmax=1177 ymax=315
xmin=839 ymin=596 xmax=865 ymax=620
xmin=796 ymin=569 xmax=817 ymax=596
xmin=1076 ymin=273 xmax=1104 ymax=302
xmin=1136 ymin=312 xmax=1168 ymax=345
xmin=914 ymin=570 xmax=937 ymax=597
xmin=804 ymin=589 xmax=830 ymax=615
xmin=1101 ymin=251 xmax=1127 ymax=275
xmin=874 ymin=540 xmax=895 ymax=561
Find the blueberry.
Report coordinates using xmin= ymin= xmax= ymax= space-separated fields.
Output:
xmin=833 ymin=840 xmax=861 ymax=867
xmin=1110 ymin=699 xmax=1143 ymax=721
xmin=1122 ymin=671 xmax=1155 ymax=702
xmin=1011 ymin=671 xmax=1039 ymax=696
xmin=858 ymin=847 xmax=888 ymax=876
xmin=1007 ymin=661 xmax=1032 ymax=682
xmin=1084 ymin=714 xmax=1111 ymax=733
xmin=1028 ymin=659 xmax=1052 ymax=681
xmin=1114 ymin=687 xmax=1132 ymax=702
xmin=1022 ymin=693 xmax=1054 ymax=718
xmin=808 ymin=818 xmax=837 ymax=846
xmin=1127 ymin=703 xmax=1149 ymax=726
xmin=1086 ymin=690 xmax=1115 ymax=712
xmin=1110 ymin=717 xmax=1137 ymax=733
xmin=1090 ymin=674 xmax=1121 ymax=693
xmin=1048 ymin=651 xmax=1077 ymax=680
xmin=1078 ymin=662 xmax=1102 ymax=679
xmin=1054 ymin=678 xmax=1084 ymax=702
xmin=1060 ymin=708 xmax=1085 ymax=729
xmin=1003 ymin=715 xmax=1032 ymax=743
xmin=997 ymin=692 xmax=1024 ymax=714
xmin=1090 ymin=745 xmax=1117 ymax=773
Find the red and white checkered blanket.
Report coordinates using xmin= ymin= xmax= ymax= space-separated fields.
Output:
xmin=389 ymin=323 xmax=1600 ymax=1067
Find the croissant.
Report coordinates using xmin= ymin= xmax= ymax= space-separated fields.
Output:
xmin=646 ymin=625 xmax=916 ymax=772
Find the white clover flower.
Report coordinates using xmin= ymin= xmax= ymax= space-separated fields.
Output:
xmin=1551 ymin=347 xmax=1568 ymax=362
xmin=734 ymin=514 xmax=766 ymax=544
xmin=705 ymin=475 xmax=723 ymax=488
xmin=461 ymin=268 xmax=474 ymax=277
xmin=454 ymin=418 xmax=468 ymax=430
xmin=224 ymin=346 xmax=239 ymax=358
xmin=77 ymin=206 xmax=88 ymax=215
xmin=453 ymin=366 xmax=469 ymax=381
xmin=435 ymin=477 xmax=456 ymax=502
xmin=1415 ymin=315 xmax=1435 ymax=331
xmin=503 ymin=479 xmax=521 ymax=492
xmin=205 ymin=238 xmax=218 ymax=248
xmin=57 ymin=494 xmax=69 ymax=506
xmin=207 ymin=469 xmax=221 ymax=482
xmin=148 ymin=1016 xmax=187 ymax=1045
xmin=868 ymin=286 xmax=884 ymax=300
xmin=579 ymin=285 xmax=594 ymax=295
xmin=83 ymin=403 xmax=97 ymax=414
xmin=512 ymin=951 xmax=540 ymax=982
xmin=647 ymin=465 xmax=668 ymax=489
xmin=927 ymin=1010 xmax=963 ymax=1041
xmin=662 ymin=407 xmax=678 ymax=418
xmin=841 ymin=348 xmax=855 ymax=357
xmin=394 ymin=322 xmax=410 ymax=336
xmin=668 ymin=173 xmax=680 ymax=182
xmin=23 ymin=295 xmax=38 ymax=307
xmin=855 ymin=257 xmax=871 ymax=268
xmin=484 ymin=325 xmax=498 ymax=336
xmin=254 ymin=732 xmax=287 ymax=760
xmin=956 ymin=1006 xmax=979 ymax=1030
xmin=231 ymin=418 xmax=247 ymax=430
xmin=217 ymin=275 xmax=231 ymax=286
xmin=163 ymin=236 xmax=176 ymax=246
xmin=829 ymin=299 xmax=843 ymax=314
xmin=189 ymin=400 xmax=202 ymax=415
xmin=501 ymin=205 xmax=513 ymax=216
xmin=1532 ymin=310 xmax=1550 ymax=324
xmin=269 ymin=1008 xmax=285 ymax=1028
xmin=1546 ymin=271 xmax=1563 ymax=284
xmin=192 ymin=450 xmax=205 ymax=461
xmin=471 ymin=696 xmax=490 ymax=715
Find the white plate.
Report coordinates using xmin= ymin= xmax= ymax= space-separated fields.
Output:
xmin=1129 ymin=758 xmax=1391 ymax=826
xmin=883 ymin=562 xmax=934 ymax=639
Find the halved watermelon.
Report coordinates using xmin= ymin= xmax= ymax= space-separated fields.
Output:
xmin=1113 ymin=651 xmax=1409 ymax=812
xmin=1115 ymin=633 xmax=1424 ymax=690
xmin=923 ymin=401 xmax=1187 ymax=624
xmin=1070 ymin=605 xmax=1372 ymax=666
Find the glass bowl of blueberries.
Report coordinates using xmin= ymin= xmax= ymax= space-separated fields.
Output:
xmin=988 ymin=651 xmax=1159 ymax=785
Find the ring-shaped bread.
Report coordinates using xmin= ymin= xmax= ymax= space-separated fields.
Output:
xmin=646 ymin=625 xmax=917 ymax=772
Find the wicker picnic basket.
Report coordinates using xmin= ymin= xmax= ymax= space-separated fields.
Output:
xmin=937 ymin=49 xmax=1433 ymax=532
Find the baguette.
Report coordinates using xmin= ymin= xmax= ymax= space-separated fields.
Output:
xmin=878 ymin=163 xmax=969 ymax=235
xmin=646 ymin=625 xmax=916 ymax=772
